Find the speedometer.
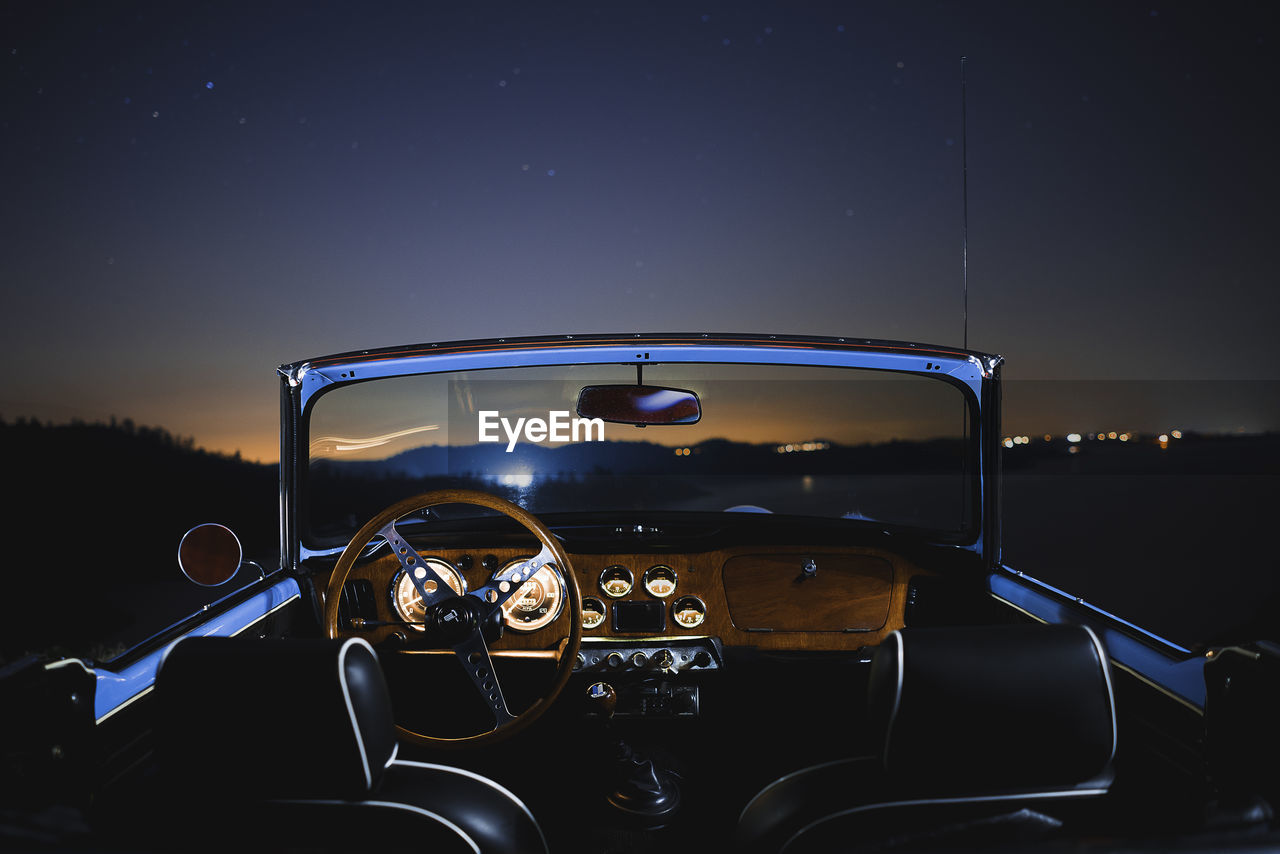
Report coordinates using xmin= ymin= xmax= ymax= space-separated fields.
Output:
xmin=498 ymin=558 xmax=566 ymax=633
xmin=391 ymin=558 xmax=466 ymax=630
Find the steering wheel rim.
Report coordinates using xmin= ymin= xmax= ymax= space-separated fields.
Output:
xmin=323 ymin=489 xmax=582 ymax=748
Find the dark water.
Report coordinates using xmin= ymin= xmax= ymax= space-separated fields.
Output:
xmin=1003 ymin=472 xmax=1278 ymax=649
xmin=999 ymin=434 xmax=1280 ymax=648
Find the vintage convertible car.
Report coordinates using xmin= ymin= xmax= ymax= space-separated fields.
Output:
xmin=3 ymin=333 xmax=1278 ymax=852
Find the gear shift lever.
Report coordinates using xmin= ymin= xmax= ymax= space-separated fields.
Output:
xmin=583 ymin=681 xmax=681 ymax=827
xmin=586 ymin=681 xmax=618 ymax=719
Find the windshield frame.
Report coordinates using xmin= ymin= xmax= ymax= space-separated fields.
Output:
xmin=278 ymin=333 xmax=1002 ymax=567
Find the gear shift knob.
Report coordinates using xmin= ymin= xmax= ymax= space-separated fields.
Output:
xmin=586 ymin=681 xmax=617 ymax=719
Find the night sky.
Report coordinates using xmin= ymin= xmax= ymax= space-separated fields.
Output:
xmin=3 ymin=2 xmax=1276 ymax=462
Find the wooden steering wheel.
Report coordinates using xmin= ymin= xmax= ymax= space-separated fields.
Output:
xmin=324 ymin=489 xmax=582 ymax=748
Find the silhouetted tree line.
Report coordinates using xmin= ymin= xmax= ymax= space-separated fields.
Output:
xmin=0 ymin=417 xmax=276 ymax=663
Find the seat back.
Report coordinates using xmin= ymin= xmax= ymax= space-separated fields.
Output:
xmin=869 ymin=623 xmax=1117 ymax=793
xmin=739 ymin=623 xmax=1118 ymax=853
xmin=155 ymin=635 xmax=398 ymax=800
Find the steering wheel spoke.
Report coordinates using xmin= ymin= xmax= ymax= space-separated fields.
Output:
xmin=454 ymin=631 xmax=516 ymax=728
xmin=379 ymin=520 xmax=454 ymax=611
xmin=471 ymin=543 xmax=558 ymax=615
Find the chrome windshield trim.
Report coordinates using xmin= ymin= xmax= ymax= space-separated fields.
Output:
xmin=285 ymin=337 xmax=991 ymax=412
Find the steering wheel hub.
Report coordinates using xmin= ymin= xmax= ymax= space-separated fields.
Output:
xmin=429 ymin=596 xmax=480 ymax=645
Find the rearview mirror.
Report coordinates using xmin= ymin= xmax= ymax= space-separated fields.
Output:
xmin=177 ymin=523 xmax=242 ymax=587
xmin=576 ymin=385 xmax=701 ymax=426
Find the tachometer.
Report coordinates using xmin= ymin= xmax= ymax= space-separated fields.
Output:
xmin=392 ymin=558 xmax=466 ymax=630
xmin=498 ymin=558 xmax=566 ymax=633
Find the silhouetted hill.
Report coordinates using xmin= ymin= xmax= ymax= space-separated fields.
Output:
xmin=0 ymin=417 xmax=276 ymax=662
xmin=327 ymin=436 xmax=970 ymax=479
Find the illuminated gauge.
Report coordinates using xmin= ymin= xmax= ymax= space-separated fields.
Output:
xmin=581 ymin=596 xmax=606 ymax=630
xmin=671 ymin=595 xmax=707 ymax=629
xmin=598 ymin=565 xmax=634 ymax=599
xmin=392 ymin=558 xmax=467 ymax=630
xmin=642 ymin=565 xmax=677 ymax=598
xmin=498 ymin=558 xmax=565 ymax=633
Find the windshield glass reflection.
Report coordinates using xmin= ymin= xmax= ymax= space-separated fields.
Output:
xmin=305 ymin=363 xmax=973 ymax=543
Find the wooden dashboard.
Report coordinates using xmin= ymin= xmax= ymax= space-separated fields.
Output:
xmin=337 ymin=543 xmax=927 ymax=651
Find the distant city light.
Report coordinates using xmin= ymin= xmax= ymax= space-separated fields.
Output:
xmin=1068 ymin=446 xmax=1080 ymax=455
xmin=1158 ymin=434 xmax=1169 ymax=443
xmin=1002 ymin=438 xmax=1014 ymax=449
xmin=1171 ymin=429 xmax=1182 ymax=439
xmin=1107 ymin=431 xmax=1118 ymax=440
xmin=775 ymin=441 xmax=829 ymax=454
xmin=1067 ymin=433 xmax=1082 ymax=443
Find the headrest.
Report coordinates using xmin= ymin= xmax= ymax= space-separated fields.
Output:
xmin=867 ymin=624 xmax=1116 ymax=792
xmin=155 ymin=636 xmax=397 ymax=799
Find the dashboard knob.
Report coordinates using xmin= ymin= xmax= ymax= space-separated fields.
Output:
xmin=630 ymin=651 xmax=648 ymax=668
xmin=675 ymin=688 xmax=698 ymax=714
xmin=692 ymin=650 xmax=712 ymax=668
xmin=653 ymin=649 xmax=675 ymax=670
xmin=606 ymin=652 xmax=624 ymax=668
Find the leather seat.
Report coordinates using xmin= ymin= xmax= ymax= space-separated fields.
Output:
xmin=152 ymin=635 xmax=547 ymax=854
xmin=737 ymin=623 xmax=1117 ymax=853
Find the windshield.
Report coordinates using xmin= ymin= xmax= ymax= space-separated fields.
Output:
xmin=304 ymin=362 xmax=974 ymax=544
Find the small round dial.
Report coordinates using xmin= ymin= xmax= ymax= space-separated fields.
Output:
xmin=671 ymin=595 xmax=706 ymax=629
xmin=599 ymin=565 xmax=633 ymax=599
xmin=392 ymin=558 xmax=467 ymax=630
xmin=582 ymin=596 xmax=607 ymax=629
xmin=642 ymin=565 xmax=677 ymax=598
xmin=499 ymin=558 xmax=566 ymax=633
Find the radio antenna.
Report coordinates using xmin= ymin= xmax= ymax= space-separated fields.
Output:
xmin=961 ymin=56 xmax=969 ymax=350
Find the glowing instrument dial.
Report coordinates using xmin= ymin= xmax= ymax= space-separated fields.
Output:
xmin=582 ymin=596 xmax=607 ymax=629
xmin=642 ymin=565 xmax=677 ymax=598
xmin=498 ymin=558 xmax=566 ymax=632
xmin=598 ymin=565 xmax=634 ymax=599
xmin=671 ymin=595 xmax=706 ymax=629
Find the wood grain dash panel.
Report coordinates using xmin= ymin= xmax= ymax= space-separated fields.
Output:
xmin=722 ymin=553 xmax=892 ymax=631
xmin=328 ymin=543 xmax=927 ymax=652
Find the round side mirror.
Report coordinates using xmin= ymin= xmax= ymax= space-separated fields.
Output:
xmin=178 ymin=523 xmax=243 ymax=587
